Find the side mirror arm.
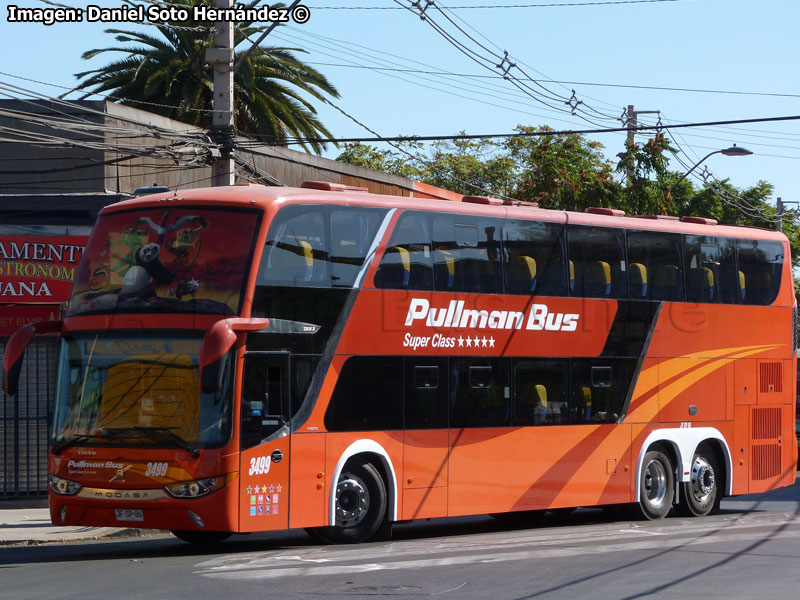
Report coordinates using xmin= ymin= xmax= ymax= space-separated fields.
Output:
xmin=3 ymin=320 xmax=63 ymax=396
xmin=199 ymin=318 xmax=269 ymax=394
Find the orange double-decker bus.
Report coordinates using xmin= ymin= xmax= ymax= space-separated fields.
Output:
xmin=4 ymin=182 xmax=797 ymax=544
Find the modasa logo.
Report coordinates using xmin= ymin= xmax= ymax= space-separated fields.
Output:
xmin=404 ymin=299 xmax=579 ymax=332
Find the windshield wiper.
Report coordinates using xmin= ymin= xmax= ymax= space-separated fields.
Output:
xmin=108 ymin=426 xmax=200 ymax=458
xmin=52 ymin=431 xmax=110 ymax=455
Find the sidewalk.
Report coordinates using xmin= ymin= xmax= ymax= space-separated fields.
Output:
xmin=0 ymin=499 xmax=159 ymax=546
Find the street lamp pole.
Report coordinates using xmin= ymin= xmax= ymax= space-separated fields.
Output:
xmin=671 ymin=144 xmax=754 ymax=190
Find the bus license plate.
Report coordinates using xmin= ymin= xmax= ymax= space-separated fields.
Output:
xmin=115 ymin=509 xmax=144 ymax=522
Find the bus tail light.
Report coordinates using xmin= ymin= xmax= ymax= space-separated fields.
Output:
xmin=165 ymin=476 xmax=226 ymax=498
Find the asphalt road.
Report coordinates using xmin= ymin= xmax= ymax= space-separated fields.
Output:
xmin=2 ymin=482 xmax=799 ymax=600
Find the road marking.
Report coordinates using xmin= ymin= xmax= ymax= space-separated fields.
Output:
xmin=195 ymin=513 xmax=800 ymax=581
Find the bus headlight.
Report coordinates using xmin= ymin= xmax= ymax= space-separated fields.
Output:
xmin=50 ymin=475 xmax=81 ymax=496
xmin=165 ymin=476 xmax=225 ymax=498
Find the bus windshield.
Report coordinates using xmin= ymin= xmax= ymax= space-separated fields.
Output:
xmin=68 ymin=207 xmax=260 ymax=316
xmin=53 ymin=334 xmax=232 ymax=450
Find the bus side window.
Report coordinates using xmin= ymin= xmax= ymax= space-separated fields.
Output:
xmin=433 ymin=215 xmax=502 ymax=294
xmin=241 ymin=356 xmax=288 ymax=450
xmin=329 ymin=208 xmax=385 ymax=287
xmin=259 ymin=207 xmax=328 ymax=287
xmin=737 ymin=239 xmax=783 ymax=305
xmin=571 ymin=359 xmax=634 ymax=424
xmin=513 ymin=359 xmax=568 ymax=426
xmin=684 ymin=236 xmax=738 ymax=304
xmin=405 ymin=359 xmax=449 ymax=429
xmin=567 ymin=225 xmax=626 ymax=299
xmin=374 ymin=212 xmax=433 ymax=291
xmin=503 ymin=220 xmax=566 ymax=296
xmin=324 ymin=356 xmax=403 ymax=431
xmin=627 ymin=231 xmax=684 ymax=302
xmin=451 ymin=359 xmax=510 ymax=428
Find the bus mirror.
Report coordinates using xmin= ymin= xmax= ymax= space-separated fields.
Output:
xmin=3 ymin=320 xmax=62 ymax=396
xmin=199 ymin=318 xmax=269 ymax=394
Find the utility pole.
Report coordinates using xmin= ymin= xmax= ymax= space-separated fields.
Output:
xmin=622 ymin=105 xmax=659 ymax=181
xmin=206 ymin=0 xmax=235 ymax=186
xmin=775 ymin=198 xmax=799 ymax=232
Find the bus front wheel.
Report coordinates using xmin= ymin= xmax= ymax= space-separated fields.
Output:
xmin=307 ymin=461 xmax=388 ymax=544
xmin=677 ymin=444 xmax=720 ymax=517
xmin=637 ymin=448 xmax=674 ymax=520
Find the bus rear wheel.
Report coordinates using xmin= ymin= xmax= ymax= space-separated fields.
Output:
xmin=171 ymin=530 xmax=231 ymax=545
xmin=307 ymin=461 xmax=388 ymax=544
xmin=678 ymin=444 xmax=720 ymax=517
xmin=637 ymin=448 xmax=674 ymax=520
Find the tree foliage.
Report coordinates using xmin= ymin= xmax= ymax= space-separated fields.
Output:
xmin=337 ymin=127 xmax=800 ymax=277
xmin=70 ymin=0 xmax=339 ymax=153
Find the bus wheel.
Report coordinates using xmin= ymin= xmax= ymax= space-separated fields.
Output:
xmin=171 ymin=530 xmax=231 ymax=545
xmin=678 ymin=445 xmax=720 ymax=517
xmin=638 ymin=448 xmax=674 ymax=520
xmin=308 ymin=462 xmax=388 ymax=544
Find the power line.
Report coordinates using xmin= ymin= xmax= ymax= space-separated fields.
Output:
xmin=234 ymin=114 xmax=800 ymax=146
xmin=300 ymin=62 xmax=800 ymax=100
xmin=315 ymin=1 xmax=686 ymax=9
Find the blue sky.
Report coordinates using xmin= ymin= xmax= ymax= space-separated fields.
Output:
xmin=2 ymin=0 xmax=799 ymax=214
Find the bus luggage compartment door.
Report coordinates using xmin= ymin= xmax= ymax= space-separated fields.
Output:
xmin=239 ymin=353 xmax=291 ymax=532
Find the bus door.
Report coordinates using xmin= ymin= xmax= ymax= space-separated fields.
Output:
xmin=239 ymin=352 xmax=291 ymax=532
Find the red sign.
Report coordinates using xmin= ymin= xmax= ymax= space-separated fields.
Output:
xmin=0 ymin=236 xmax=87 ymax=303
xmin=0 ymin=304 xmax=63 ymax=336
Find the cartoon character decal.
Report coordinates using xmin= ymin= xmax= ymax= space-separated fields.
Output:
xmin=69 ymin=209 xmax=258 ymax=316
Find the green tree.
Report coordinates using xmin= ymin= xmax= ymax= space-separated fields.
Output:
xmin=69 ymin=0 xmax=339 ymax=153
xmin=505 ymin=126 xmax=618 ymax=210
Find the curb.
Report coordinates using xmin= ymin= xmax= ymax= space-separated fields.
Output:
xmin=0 ymin=528 xmax=170 ymax=547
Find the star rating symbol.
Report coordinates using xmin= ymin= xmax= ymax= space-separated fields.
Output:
xmin=465 ymin=336 xmax=472 ymax=347
xmin=269 ymin=485 xmax=275 ymax=494
xmin=261 ymin=485 xmax=268 ymax=494
xmin=473 ymin=335 xmax=480 ymax=347
xmin=277 ymin=484 xmax=283 ymax=493
xmin=458 ymin=336 xmax=464 ymax=347
xmin=481 ymin=336 xmax=488 ymax=348
xmin=246 ymin=486 xmax=253 ymax=494
xmin=489 ymin=337 xmax=495 ymax=348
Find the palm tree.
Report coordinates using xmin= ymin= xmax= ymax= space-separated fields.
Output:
xmin=69 ymin=0 xmax=339 ymax=154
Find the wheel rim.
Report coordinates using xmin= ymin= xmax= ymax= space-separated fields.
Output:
xmin=335 ymin=474 xmax=369 ymax=527
xmin=643 ymin=458 xmax=668 ymax=508
xmin=689 ymin=456 xmax=715 ymax=504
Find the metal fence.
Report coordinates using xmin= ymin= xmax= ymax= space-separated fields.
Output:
xmin=0 ymin=338 xmax=57 ymax=498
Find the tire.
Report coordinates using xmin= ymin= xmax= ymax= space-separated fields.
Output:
xmin=306 ymin=462 xmax=388 ymax=544
xmin=171 ymin=530 xmax=231 ymax=545
xmin=677 ymin=444 xmax=720 ymax=517
xmin=637 ymin=448 xmax=674 ymax=520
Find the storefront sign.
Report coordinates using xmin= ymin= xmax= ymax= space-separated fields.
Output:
xmin=0 ymin=236 xmax=87 ymax=302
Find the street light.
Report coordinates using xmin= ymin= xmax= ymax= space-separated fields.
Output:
xmin=671 ymin=144 xmax=753 ymax=190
